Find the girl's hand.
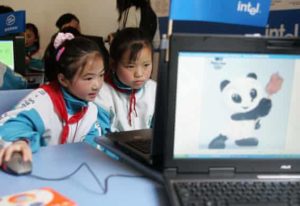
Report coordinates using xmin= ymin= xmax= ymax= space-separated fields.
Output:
xmin=0 ymin=140 xmax=32 ymax=166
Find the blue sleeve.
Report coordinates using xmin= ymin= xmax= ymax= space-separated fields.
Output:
xmin=0 ymin=109 xmax=45 ymax=152
xmin=1 ymin=68 xmax=27 ymax=90
xmin=84 ymin=124 xmax=120 ymax=160
xmin=29 ymin=58 xmax=44 ymax=71
xmin=97 ymin=105 xmax=111 ymax=135
xmin=83 ymin=122 xmax=100 ymax=148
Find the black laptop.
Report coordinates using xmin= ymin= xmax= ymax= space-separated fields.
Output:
xmin=163 ymin=33 xmax=300 ymax=206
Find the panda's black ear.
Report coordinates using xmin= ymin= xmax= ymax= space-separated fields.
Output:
xmin=247 ymin=73 xmax=257 ymax=79
xmin=220 ymin=80 xmax=230 ymax=91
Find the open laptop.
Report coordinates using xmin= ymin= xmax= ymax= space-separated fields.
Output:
xmin=95 ymin=43 xmax=169 ymax=170
xmin=163 ymin=33 xmax=300 ymax=206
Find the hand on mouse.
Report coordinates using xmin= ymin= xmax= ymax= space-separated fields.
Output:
xmin=0 ymin=140 xmax=32 ymax=166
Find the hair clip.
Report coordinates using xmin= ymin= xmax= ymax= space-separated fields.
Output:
xmin=56 ymin=47 xmax=65 ymax=61
xmin=54 ymin=32 xmax=75 ymax=49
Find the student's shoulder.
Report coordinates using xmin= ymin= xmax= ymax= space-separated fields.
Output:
xmin=145 ymin=79 xmax=157 ymax=89
xmin=15 ymin=88 xmax=51 ymax=109
xmin=95 ymin=82 xmax=115 ymax=104
xmin=101 ymin=82 xmax=112 ymax=90
xmin=100 ymin=82 xmax=119 ymax=95
xmin=87 ymin=101 xmax=99 ymax=116
xmin=136 ymin=80 xmax=156 ymax=99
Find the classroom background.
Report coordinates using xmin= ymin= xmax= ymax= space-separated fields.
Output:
xmin=1 ymin=0 xmax=169 ymax=53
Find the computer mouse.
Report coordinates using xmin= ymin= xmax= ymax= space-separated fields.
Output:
xmin=1 ymin=152 xmax=32 ymax=175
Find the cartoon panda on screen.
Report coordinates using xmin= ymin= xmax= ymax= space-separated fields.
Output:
xmin=208 ymin=72 xmax=283 ymax=149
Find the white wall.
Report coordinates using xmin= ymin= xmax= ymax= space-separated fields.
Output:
xmin=1 ymin=0 xmax=119 ymax=52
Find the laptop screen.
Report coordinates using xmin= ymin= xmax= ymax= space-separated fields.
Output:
xmin=173 ymin=51 xmax=300 ymax=160
xmin=0 ymin=39 xmax=15 ymax=70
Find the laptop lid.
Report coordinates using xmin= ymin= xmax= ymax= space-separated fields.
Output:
xmin=163 ymin=33 xmax=300 ymax=174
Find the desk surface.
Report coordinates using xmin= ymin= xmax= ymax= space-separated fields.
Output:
xmin=0 ymin=143 xmax=168 ymax=206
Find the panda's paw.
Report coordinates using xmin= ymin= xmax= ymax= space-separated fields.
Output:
xmin=208 ymin=135 xmax=227 ymax=149
xmin=255 ymin=120 xmax=261 ymax=129
xmin=235 ymin=138 xmax=258 ymax=146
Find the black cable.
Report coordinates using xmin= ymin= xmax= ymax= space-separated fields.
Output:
xmin=102 ymin=173 xmax=146 ymax=194
xmin=28 ymin=162 xmax=146 ymax=195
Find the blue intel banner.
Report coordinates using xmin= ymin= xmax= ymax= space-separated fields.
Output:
xmin=0 ymin=11 xmax=26 ymax=36
xmin=265 ymin=9 xmax=300 ymax=37
xmin=170 ymin=0 xmax=271 ymax=27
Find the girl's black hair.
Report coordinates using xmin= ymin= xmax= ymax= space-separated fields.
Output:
xmin=56 ymin=13 xmax=80 ymax=30
xmin=44 ymin=35 xmax=104 ymax=82
xmin=26 ymin=23 xmax=40 ymax=53
xmin=109 ymin=27 xmax=153 ymax=75
xmin=0 ymin=5 xmax=13 ymax=14
xmin=116 ymin=0 xmax=150 ymax=21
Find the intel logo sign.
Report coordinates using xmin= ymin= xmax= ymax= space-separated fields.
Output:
xmin=237 ymin=1 xmax=260 ymax=16
xmin=6 ymin=14 xmax=16 ymax=26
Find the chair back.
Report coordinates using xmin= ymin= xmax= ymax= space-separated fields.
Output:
xmin=0 ymin=89 xmax=32 ymax=115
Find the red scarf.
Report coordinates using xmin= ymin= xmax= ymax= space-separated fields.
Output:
xmin=41 ymin=82 xmax=88 ymax=144
xmin=106 ymin=76 xmax=137 ymax=126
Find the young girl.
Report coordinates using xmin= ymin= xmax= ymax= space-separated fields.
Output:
xmin=25 ymin=23 xmax=44 ymax=72
xmin=95 ymin=27 xmax=156 ymax=133
xmin=0 ymin=33 xmax=105 ymax=164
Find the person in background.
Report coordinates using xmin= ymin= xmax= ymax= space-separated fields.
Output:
xmin=52 ymin=13 xmax=109 ymax=74
xmin=0 ymin=33 xmax=106 ymax=164
xmin=95 ymin=28 xmax=156 ymax=133
xmin=56 ymin=13 xmax=81 ymax=32
xmin=0 ymin=5 xmax=27 ymax=90
xmin=0 ymin=5 xmax=13 ymax=13
xmin=25 ymin=23 xmax=44 ymax=72
xmin=107 ymin=0 xmax=160 ymax=49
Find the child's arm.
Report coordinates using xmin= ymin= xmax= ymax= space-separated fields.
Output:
xmin=0 ymin=140 xmax=32 ymax=166
xmin=28 ymin=58 xmax=44 ymax=71
xmin=1 ymin=66 xmax=27 ymax=89
xmin=97 ymin=106 xmax=111 ymax=135
xmin=84 ymin=106 xmax=111 ymax=148
xmin=83 ymin=122 xmax=101 ymax=148
xmin=0 ymin=110 xmax=45 ymax=153
xmin=0 ymin=89 xmax=49 ymax=153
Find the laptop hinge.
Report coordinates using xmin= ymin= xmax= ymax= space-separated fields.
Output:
xmin=209 ymin=167 xmax=235 ymax=177
xmin=164 ymin=168 xmax=177 ymax=177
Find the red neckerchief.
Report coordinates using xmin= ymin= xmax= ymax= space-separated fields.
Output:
xmin=41 ymin=82 xmax=88 ymax=144
xmin=105 ymin=76 xmax=137 ymax=126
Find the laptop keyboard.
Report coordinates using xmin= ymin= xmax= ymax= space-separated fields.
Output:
xmin=174 ymin=181 xmax=300 ymax=206
xmin=126 ymin=139 xmax=151 ymax=154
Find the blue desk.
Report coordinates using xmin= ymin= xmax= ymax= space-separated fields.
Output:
xmin=0 ymin=143 xmax=169 ymax=206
